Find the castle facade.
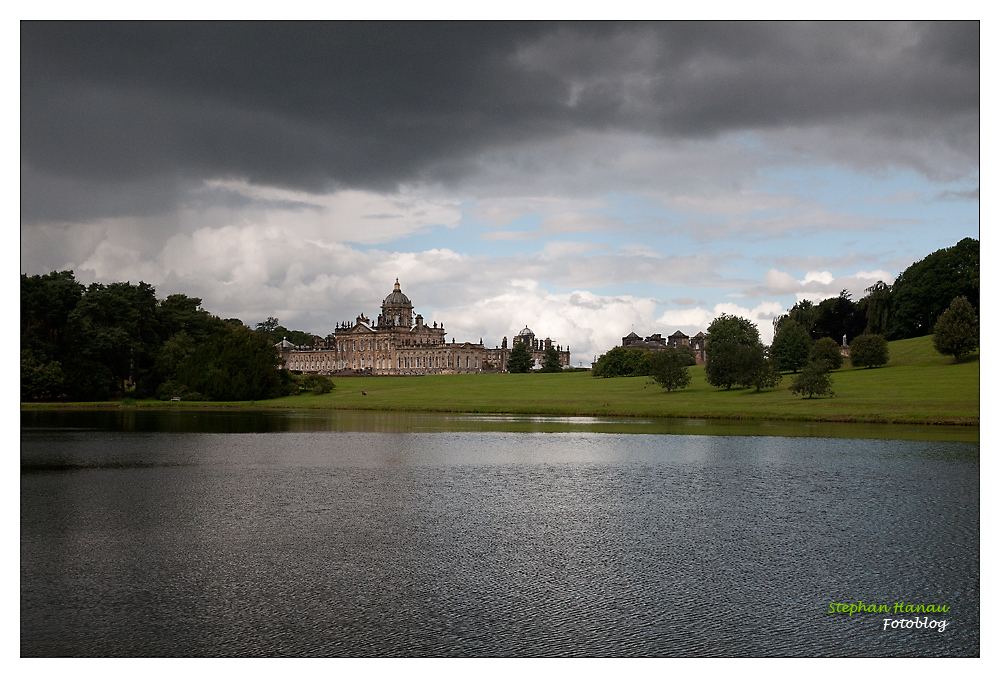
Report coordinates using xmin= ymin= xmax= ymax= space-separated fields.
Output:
xmin=622 ymin=330 xmax=707 ymax=364
xmin=276 ymin=279 xmax=570 ymax=375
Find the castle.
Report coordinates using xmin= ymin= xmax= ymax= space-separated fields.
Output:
xmin=276 ymin=279 xmax=571 ymax=375
xmin=622 ymin=330 xmax=707 ymax=364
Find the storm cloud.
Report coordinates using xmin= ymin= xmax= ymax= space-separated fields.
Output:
xmin=22 ymin=21 xmax=978 ymax=223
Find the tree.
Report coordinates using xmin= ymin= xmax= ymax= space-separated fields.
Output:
xmin=66 ymin=281 xmax=160 ymax=399
xmin=746 ymin=354 xmax=783 ymax=392
xmin=157 ymin=294 xmax=226 ymax=343
xmin=540 ymin=346 xmax=563 ymax=372
xmin=21 ymin=270 xmax=85 ymax=359
xmin=889 ymin=238 xmax=979 ymax=339
xmin=789 ymin=361 xmax=835 ymax=398
xmin=705 ymin=314 xmax=765 ymax=389
xmin=706 ymin=313 xmax=761 ymax=350
xmin=591 ymin=346 xmax=652 ymax=378
xmin=849 ymin=334 xmax=889 ymax=369
xmin=648 ymin=348 xmax=692 ymax=392
xmin=813 ymin=290 xmax=865 ymax=344
xmin=506 ymin=341 xmax=533 ymax=373
xmin=254 ymin=316 xmax=315 ymax=346
xmin=933 ymin=296 xmax=979 ymax=362
xmin=770 ymin=320 xmax=811 ymax=373
xmin=176 ymin=325 xmax=284 ymax=400
xmin=21 ymin=349 xmax=65 ymax=401
xmin=704 ymin=341 xmax=759 ymax=390
xmin=859 ymin=280 xmax=892 ymax=335
xmin=673 ymin=344 xmax=698 ymax=366
xmin=810 ymin=337 xmax=843 ymax=372
xmin=782 ymin=299 xmax=820 ymax=339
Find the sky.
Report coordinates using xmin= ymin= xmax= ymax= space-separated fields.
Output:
xmin=20 ymin=21 xmax=980 ymax=365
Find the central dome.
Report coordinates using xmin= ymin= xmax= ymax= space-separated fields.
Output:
xmin=518 ymin=326 xmax=534 ymax=337
xmin=383 ymin=278 xmax=411 ymax=307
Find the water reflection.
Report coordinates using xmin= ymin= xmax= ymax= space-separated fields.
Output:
xmin=21 ymin=408 xmax=979 ymax=442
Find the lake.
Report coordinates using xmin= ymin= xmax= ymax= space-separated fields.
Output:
xmin=21 ymin=409 xmax=979 ymax=657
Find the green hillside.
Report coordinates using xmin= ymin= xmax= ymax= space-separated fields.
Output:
xmin=26 ymin=335 xmax=978 ymax=428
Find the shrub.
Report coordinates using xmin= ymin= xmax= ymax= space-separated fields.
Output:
xmin=849 ymin=334 xmax=889 ymax=369
xmin=302 ymin=374 xmax=334 ymax=394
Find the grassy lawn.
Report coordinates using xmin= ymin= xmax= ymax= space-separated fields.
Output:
xmin=25 ymin=336 xmax=978 ymax=426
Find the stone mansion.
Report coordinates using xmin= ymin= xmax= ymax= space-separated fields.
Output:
xmin=276 ymin=279 xmax=571 ymax=376
xmin=622 ymin=330 xmax=707 ymax=364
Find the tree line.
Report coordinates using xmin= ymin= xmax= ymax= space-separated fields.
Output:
xmin=590 ymin=237 xmax=979 ymax=396
xmin=772 ymin=237 xmax=978 ymax=345
xmin=21 ymin=271 xmax=321 ymax=402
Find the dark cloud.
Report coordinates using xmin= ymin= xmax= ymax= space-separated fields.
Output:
xmin=21 ymin=21 xmax=979 ymax=223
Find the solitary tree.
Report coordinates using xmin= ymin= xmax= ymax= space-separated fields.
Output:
xmin=506 ymin=341 xmax=533 ymax=373
xmin=648 ymin=348 xmax=692 ymax=392
xmin=789 ymin=360 xmax=835 ymax=398
xmin=849 ymin=334 xmax=889 ymax=369
xmin=770 ymin=320 xmax=811 ymax=373
xmin=746 ymin=353 xmax=783 ymax=392
xmin=705 ymin=314 xmax=765 ymax=389
xmin=810 ymin=337 xmax=843 ymax=372
xmin=540 ymin=346 xmax=564 ymax=372
xmin=933 ymin=296 xmax=979 ymax=362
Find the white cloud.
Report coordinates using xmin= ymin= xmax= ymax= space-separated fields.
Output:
xmin=654 ymin=300 xmax=784 ymax=345
xmin=802 ymin=271 xmax=834 ymax=285
xmin=745 ymin=267 xmax=894 ymax=306
xmin=434 ymin=282 xmax=661 ymax=365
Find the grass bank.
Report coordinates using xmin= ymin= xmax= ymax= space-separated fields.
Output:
xmin=25 ymin=336 xmax=978 ymax=427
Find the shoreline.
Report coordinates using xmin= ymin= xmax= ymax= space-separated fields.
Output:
xmin=20 ymin=400 xmax=979 ymax=428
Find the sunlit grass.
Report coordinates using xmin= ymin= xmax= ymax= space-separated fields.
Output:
xmin=259 ymin=336 xmax=978 ymax=425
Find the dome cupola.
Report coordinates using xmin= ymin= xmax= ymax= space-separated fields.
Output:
xmin=380 ymin=278 xmax=413 ymax=328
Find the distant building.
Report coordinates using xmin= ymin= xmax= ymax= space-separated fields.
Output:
xmin=622 ymin=331 xmax=666 ymax=350
xmin=486 ymin=326 xmax=571 ymax=372
xmin=275 ymin=279 xmax=570 ymax=375
xmin=622 ymin=329 xmax=706 ymax=364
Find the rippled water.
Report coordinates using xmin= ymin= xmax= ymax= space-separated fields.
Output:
xmin=21 ymin=411 xmax=979 ymax=657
